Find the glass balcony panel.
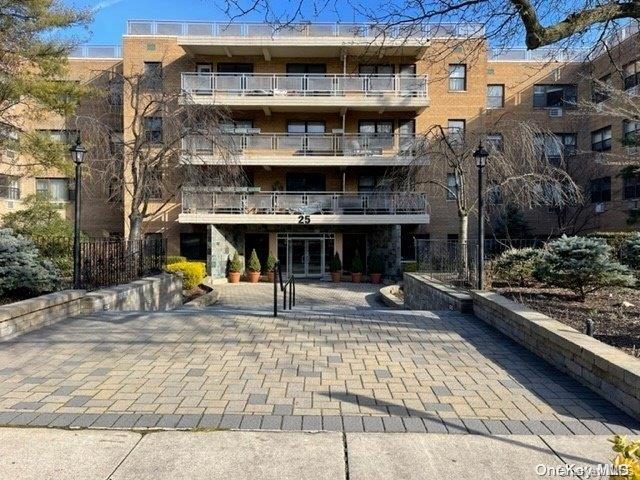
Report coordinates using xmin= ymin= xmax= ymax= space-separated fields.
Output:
xmin=216 ymin=75 xmax=244 ymax=91
xmin=306 ymin=76 xmax=334 ymax=93
xmin=275 ymin=75 xmax=304 ymax=92
xmin=306 ymin=136 xmax=334 ymax=151
xmin=368 ymin=76 xmax=395 ymax=92
xmin=276 ymin=194 xmax=306 ymax=213
xmin=244 ymin=135 xmax=272 ymax=150
xmin=244 ymin=75 xmax=272 ymax=92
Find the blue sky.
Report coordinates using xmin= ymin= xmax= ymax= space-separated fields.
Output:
xmin=66 ymin=0 xmax=359 ymax=45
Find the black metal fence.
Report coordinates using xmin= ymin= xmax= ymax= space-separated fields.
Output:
xmin=78 ymin=237 xmax=166 ymax=290
xmin=413 ymin=238 xmax=546 ymax=288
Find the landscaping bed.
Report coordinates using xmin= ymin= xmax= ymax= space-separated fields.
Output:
xmin=495 ymin=285 xmax=640 ymax=354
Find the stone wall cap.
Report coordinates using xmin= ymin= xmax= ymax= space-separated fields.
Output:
xmin=0 ymin=290 xmax=86 ymax=323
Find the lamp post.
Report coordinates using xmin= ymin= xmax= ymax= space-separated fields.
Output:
xmin=473 ymin=142 xmax=489 ymax=290
xmin=70 ymin=137 xmax=87 ymax=289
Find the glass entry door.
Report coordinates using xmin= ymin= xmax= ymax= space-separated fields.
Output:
xmin=289 ymin=239 xmax=323 ymax=277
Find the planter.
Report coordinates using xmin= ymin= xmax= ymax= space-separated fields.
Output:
xmin=247 ymin=271 xmax=261 ymax=283
xmin=228 ymin=271 xmax=241 ymax=284
xmin=370 ymin=273 xmax=382 ymax=284
xmin=351 ymin=272 xmax=362 ymax=283
xmin=331 ymin=271 xmax=341 ymax=283
xmin=267 ymin=271 xmax=275 ymax=283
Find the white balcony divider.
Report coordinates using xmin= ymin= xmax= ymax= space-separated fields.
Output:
xmin=181 ymin=73 xmax=428 ymax=98
xmin=182 ymin=133 xmax=420 ymax=157
xmin=181 ymin=190 xmax=428 ymax=216
xmin=127 ymin=20 xmax=484 ymax=38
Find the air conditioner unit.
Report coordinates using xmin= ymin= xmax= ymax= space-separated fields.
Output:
xmin=5 ymin=201 xmax=14 ymax=209
xmin=332 ymin=129 xmax=344 ymax=134
xmin=595 ymin=202 xmax=605 ymax=214
xmin=548 ymin=107 xmax=563 ymax=118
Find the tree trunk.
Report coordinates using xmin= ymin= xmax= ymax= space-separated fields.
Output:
xmin=128 ymin=212 xmax=143 ymax=243
xmin=458 ymin=213 xmax=469 ymax=283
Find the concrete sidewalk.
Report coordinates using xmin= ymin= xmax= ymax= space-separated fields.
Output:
xmin=0 ymin=428 xmax=619 ymax=480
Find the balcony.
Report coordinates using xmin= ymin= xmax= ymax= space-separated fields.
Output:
xmin=181 ymin=133 xmax=423 ymax=166
xmin=128 ymin=21 xmax=483 ymax=57
xmin=180 ymin=73 xmax=429 ymax=111
xmin=178 ymin=189 xmax=429 ymax=225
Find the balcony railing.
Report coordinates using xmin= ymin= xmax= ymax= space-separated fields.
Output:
xmin=181 ymin=73 xmax=428 ymax=98
xmin=68 ymin=45 xmax=123 ymax=59
xmin=127 ymin=20 xmax=484 ymax=38
xmin=183 ymin=133 xmax=421 ymax=157
xmin=182 ymin=189 xmax=427 ymax=216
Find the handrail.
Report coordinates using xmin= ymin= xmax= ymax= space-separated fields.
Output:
xmin=273 ymin=260 xmax=296 ymax=317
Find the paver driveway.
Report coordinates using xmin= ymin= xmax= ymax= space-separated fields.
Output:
xmin=0 ymin=282 xmax=637 ymax=434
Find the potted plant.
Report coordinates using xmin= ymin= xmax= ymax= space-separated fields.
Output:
xmin=350 ymin=251 xmax=364 ymax=283
xmin=247 ymin=249 xmax=261 ymax=283
xmin=330 ymin=252 xmax=342 ymax=282
xmin=228 ymin=252 xmax=242 ymax=284
xmin=266 ymin=253 xmax=278 ymax=282
xmin=368 ymin=254 xmax=384 ymax=284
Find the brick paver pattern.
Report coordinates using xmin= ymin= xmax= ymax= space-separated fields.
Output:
xmin=0 ymin=282 xmax=637 ymax=434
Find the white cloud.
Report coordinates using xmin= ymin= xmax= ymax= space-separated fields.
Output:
xmin=92 ymin=0 xmax=125 ymax=12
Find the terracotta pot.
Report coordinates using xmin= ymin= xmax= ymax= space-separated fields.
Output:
xmin=351 ymin=272 xmax=362 ymax=283
xmin=267 ymin=271 xmax=275 ymax=283
xmin=331 ymin=271 xmax=341 ymax=282
xmin=370 ymin=273 xmax=382 ymax=284
xmin=248 ymin=271 xmax=261 ymax=283
xmin=228 ymin=271 xmax=241 ymax=284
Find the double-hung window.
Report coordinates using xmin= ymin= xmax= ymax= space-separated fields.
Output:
xmin=448 ymin=64 xmax=466 ymax=91
xmin=624 ymin=174 xmax=640 ymax=200
xmin=623 ymin=120 xmax=640 ymax=147
xmin=36 ymin=178 xmax=70 ymax=202
xmin=591 ymin=126 xmax=612 ymax=152
xmin=589 ymin=177 xmax=611 ymax=203
xmin=486 ymin=84 xmax=504 ymax=108
xmin=144 ymin=117 xmax=163 ymax=143
xmin=624 ymin=60 xmax=640 ymax=91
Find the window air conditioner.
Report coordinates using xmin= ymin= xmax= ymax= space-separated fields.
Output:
xmin=595 ymin=202 xmax=605 ymax=214
xmin=548 ymin=107 xmax=563 ymax=118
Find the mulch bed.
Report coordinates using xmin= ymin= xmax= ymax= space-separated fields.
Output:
xmin=494 ymin=285 xmax=640 ymax=355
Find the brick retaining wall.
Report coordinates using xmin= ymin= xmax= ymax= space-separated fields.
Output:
xmin=403 ymin=273 xmax=473 ymax=313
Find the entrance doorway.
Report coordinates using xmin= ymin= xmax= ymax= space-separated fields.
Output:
xmin=277 ymin=233 xmax=334 ymax=278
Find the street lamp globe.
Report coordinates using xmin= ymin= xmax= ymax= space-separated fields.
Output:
xmin=473 ymin=142 xmax=489 ymax=168
xmin=69 ymin=137 xmax=87 ymax=165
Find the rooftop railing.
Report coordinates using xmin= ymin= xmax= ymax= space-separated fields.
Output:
xmin=181 ymin=189 xmax=428 ymax=216
xmin=68 ymin=45 xmax=123 ymax=59
xmin=183 ymin=133 xmax=421 ymax=157
xmin=489 ymin=47 xmax=588 ymax=62
xmin=127 ymin=20 xmax=484 ymax=38
xmin=181 ymin=73 xmax=428 ymax=98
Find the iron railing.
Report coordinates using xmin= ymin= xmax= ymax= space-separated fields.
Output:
xmin=127 ymin=20 xmax=484 ymax=38
xmin=0 ymin=185 xmax=20 ymax=200
xmin=183 ymin=133 xmax=420 ymax=157
xmin=181 ymin=73 xmax=428 ymax=98
xmin=182 ymin=189 xmax=428 ymax=216
xmin=273 ymin=260 xmax=296 ymax=317
xmin=78 ymin=237 xmax=166 ymax=290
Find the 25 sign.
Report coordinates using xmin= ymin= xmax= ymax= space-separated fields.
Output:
xmin=298 ymin=215 xmax=311 ymax=224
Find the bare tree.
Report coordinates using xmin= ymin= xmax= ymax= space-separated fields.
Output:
xmin=219 ymin=0 xmax=639 ymax=54
xmin=386 ymin=121 xmax=582 ymax=272
xmin=73 ymin=68 xmax=244 ymax=241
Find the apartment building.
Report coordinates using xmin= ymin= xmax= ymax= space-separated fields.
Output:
xmin=0 ymin=20 xmax=638 ymax=280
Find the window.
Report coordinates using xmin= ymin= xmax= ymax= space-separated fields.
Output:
xmin=533 ymin=84 xmax=577 ymax=108
xmin=36 ymin=178 xmax=70 ymax=201
xmin=287 ymin=121 xmax=325 ymax=134
xmin=591 ymin=126 xmax=612 ymax=152
xmin=448 ymin=64 xmax=466 ymax=91
xmin=358 ymin=120 xmax=393 ymax=149
xmin=37 ymin=129 xmax=78 ymax=144
xmin=558 ymin=133 xmax=577 ymax=157
xmin=359 ymin=64 xmax=393 ymax=75
xmin=144 ymin=117 xmax=163 ymax=143
xmin=623 ymin=120 xmax=640 ymax=147
xmin=589 ymin=177 xmax=611 ymax=203
xmin=145 ymin=170 xmax=163 ymax=199
xmin=143 ymin=62 xmax=162 ymax=89
xmin=624 ymin=174 xmax=640 ymax=200
xmin=287 ymin=63 xmax=327 ymax=74
xmin=591 ymin=74 xmax=611 ymax=103
xmin=624 ymin=60 xmax=640 ymax=91
xmin=0 ymin=174 xmax=19 ymax=200
xmin=446 ymin=173 xmax=458 ymax=200
xmin=486 ymin=84 xmax=504 ymax=108
xmin=534 ymin=133 xmax=575 ymax=159
xmin=447 ymin=119 xmax=465 ymax=144
xmin=485 ymin=133 xmax=503 ymax=153
xmin=108 ymin=77 xmax=123 ymax=105
xmin=358 ymin=175 xmax=381 ymax=192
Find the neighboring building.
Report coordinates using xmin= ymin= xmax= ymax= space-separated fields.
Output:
xmin=0 ymin=20 xmax=638 ymax=279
